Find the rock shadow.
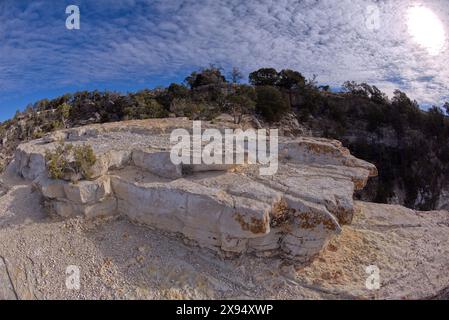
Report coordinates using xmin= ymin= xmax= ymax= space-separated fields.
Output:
xmin=0 ymin=184 xmax=48 ymax=229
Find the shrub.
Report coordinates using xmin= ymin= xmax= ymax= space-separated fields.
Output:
xmin=73 ymin=144 xmax=97 ymax=180
xmin=57 ymin=103 xmax=72 ymax=127
xmin=32 ymin=130 xmax=44 ymax=140
xmin=50 ymin=120 xmax=63 ymax=131
xmin=223 ymin=85 xmax=256 ymax=124
xmin=45 ymin=143 xmax=97 ymax=182
xmin=45 ymin=143 xmax=72 ymax=180
xmin=170 ymin=98 xmax=219 ymax=120
xmin=124 ymin=97 xmax=168 ymax=120
xmin=255 ymin=86 xmax=289 ymax=122
xmin=225 ymin=93 xmax=256 ymax=124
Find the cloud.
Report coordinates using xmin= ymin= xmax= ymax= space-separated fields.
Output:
xmin=0 ymin=0 xmax=448 ymax=108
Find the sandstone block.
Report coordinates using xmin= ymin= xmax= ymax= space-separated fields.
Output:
xmin=63 ymin=176 xmax=111 ymax=204
xmin=132 ymin=150 xmax=182 ymax=179
xmin=33 ymin=174 xmax=66 ymax=199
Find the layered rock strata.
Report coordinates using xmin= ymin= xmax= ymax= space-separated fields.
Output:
xmin=11 ymin=119 xmax=377 ymax=262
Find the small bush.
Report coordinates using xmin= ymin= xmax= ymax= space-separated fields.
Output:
xmin=73 ymin=144 xmax=97 ymax=180
xmin=32 ymin=130 xmax=44 ymax=139
xmin=46 ymin=143 xmax=72 ymax=180
xmin=255 ymin=86 xmax=289 ymax=122
xmin=124 ymin=98 xmax=168 ymax=120
xmin=170 ymin=98 xmax=219 ymax=120
xmin=45 ymin=143 xmax=97 ymax=182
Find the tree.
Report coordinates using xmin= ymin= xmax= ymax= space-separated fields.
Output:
xmin=167 ymin=83 xmax=190 ymax=98
xmin=229 ymin=67 xmax=243 ymax=84
xmin=97 ymin=92 xmax=127 ymax=122
xmin=224 ymin=85 xmax=256 ymax=124
xmin=426 ymin=106 xmax=445 ymax=137
xmin=342 ymin=81 xmax=369 ymax=97
xmin=277 ymin=69 xmax=306 ymax=108
xmin=277 ymin=69 xmax=306 ymax=90
xmin=25 ymin=104 xmax=34 ymax=113
xmin=369 ymin=85 xmax=388 ymax=104
xmin=392 ymin=90 xmax=419 ymax=114
xmin=125 ymin=92 xmax=167 ymax=120
xmin=343 ymin=81 xmax=388 ymax=105
xmin=35 ymin=99 xmax=50 ymax=111
xmin=249 ymin=68 xmax=279 ymax=86
xmin=57 ymin=103 xmax=72 ymax=128
xmin=185 ymin=67 xmax=227 ymax=89
xmin=157 ymin=83 xmax=190 ymax=108
xmin=14 ymin=110 xmax=21 ymax=119
xmin=255 ymin=86 xmax=289 ymax=122
xmin=225 ymin=94 xmax=255 ymax=124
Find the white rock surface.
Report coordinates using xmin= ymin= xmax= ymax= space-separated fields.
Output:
xmin=0 ymin=179 xmax=447 ymax=299
xmin=11 ymin=119 xmax=377 ymax=262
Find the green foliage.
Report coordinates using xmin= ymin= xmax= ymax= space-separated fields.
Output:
xmin=343 ymin=81 xmax=388 ymax=105
xmin=225 ymin=87 xmax=256 ymax=124
xmin=366 ymin=104 xmax=387 ymax=132
xmin=57 ymin=103 xmax=72 ymax=127
xmin=255 ymin=86 xmax=290 ymax=122
xmin=185 ymin=67 xmax=227 ymax=89
xmin=124 ymin=92 xmax=168 ymax=120
xmin=49 ymin=120 xmax=63 ymax=131
xmin=170 ymin=98 xmax=218 ymax=120
xmin=32 ymin=130 xmax=44 ymax=139
xmin=45 ymin=143 xmax=73 ymax=180
xmin=45 ymin=143 xmax=97 ymax=182
xmin=343 ymin=81 xmax=368 ymax=97
xmin=3 ymin=66 xmax=449 ymax=211
xmin=278 ymin=69 xmax=306 ymax=90
xmin=156 ymin=83 xmax=191 ymax=109
xmin=249 ymin=68 xmax=279 ymax=86
xmin=425 ymin=106 xmax=445 ymax=137
xmin=58 ymin=103 xmax=71 ymax=119
xmin=73 ymin=144 xmax=97 ymax=180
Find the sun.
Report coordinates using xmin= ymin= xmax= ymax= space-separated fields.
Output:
xmin=407 ymin=6 xmax=446 ymax=55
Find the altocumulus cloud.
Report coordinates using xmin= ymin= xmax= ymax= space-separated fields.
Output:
xmin=0 ymin=0 xmax=448 ymax=111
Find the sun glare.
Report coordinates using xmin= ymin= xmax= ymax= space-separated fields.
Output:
xmin=407 ymin=6 xmax=446 ymax=55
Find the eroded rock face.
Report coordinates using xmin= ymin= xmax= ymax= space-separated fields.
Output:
xmin=11 ymin=119 xmax=377 ymax=262
xmin=302 ymin=201 xmax=449 ymax=299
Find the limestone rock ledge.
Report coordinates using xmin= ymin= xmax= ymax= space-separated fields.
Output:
xmin=10 ymin=119 xmax=377 ymax=262
xmin=297 ymin=201 xmax=449 ymax=299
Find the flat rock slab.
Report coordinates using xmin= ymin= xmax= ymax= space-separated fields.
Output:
xmin=11 ymin=119 xmax=377 ymax=263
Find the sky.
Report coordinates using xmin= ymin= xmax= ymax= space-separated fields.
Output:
xmin=0 ymin=0 xmax=448 ymax=121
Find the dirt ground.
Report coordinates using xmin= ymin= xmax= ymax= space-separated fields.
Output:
xmin=1 ymin=171 xmax=448 ymax=300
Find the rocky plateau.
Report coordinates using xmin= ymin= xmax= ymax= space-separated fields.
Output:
xmin=0 ymin=118 xmax=448 ymax=300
